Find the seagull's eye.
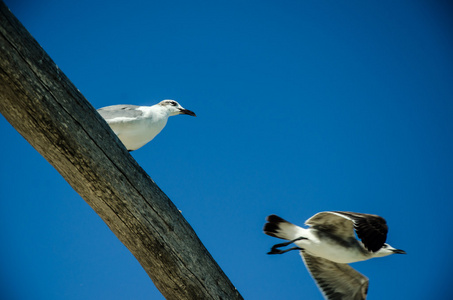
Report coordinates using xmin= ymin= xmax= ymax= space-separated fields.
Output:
xmin=170 ymin=101 xmax=177 ymax=106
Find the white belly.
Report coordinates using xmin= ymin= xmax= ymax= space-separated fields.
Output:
xmin=108 ymin=118 xmax=167 ymax=150
xmin=295 ymin=234 xmax=370 ymax=264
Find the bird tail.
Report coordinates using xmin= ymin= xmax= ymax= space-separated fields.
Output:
xmin=263 ymin=215 xmax=305 ymax=241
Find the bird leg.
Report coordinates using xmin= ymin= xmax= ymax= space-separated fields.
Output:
xmin=267 ymin=237 xmax=307 ymax=255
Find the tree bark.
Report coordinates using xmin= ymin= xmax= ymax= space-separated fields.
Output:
xmin=0 ymin=2 xmax=242 ymax=299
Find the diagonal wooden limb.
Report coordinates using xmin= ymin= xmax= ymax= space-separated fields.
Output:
xmin=0 ymin=2 xmax=242 ymax=299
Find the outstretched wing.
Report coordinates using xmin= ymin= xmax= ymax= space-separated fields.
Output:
xmin=306 ymin=211 xmax=388 ymax=252
xmin=331 ymin=212 xmax=388 ymax=253
xmin=301 ymin=251 xmax=369 ymax=300
xmin=305 ymin=212 xmax=356 ymax=241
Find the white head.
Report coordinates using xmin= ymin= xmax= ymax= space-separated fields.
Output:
xmin=158 ymin=100 xmax=196 ymax=117
xmin=372 ymin=243 xmax=406 ymax=258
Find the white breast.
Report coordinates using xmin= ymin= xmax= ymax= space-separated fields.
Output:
xmin=109 ymin=116 xmax=168 ymax=150
xmin=294 ymin=230 xmax=371 ymax=264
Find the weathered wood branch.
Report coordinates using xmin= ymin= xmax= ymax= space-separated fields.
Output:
xmin=0 ymin=2 xmax=242 ymax=299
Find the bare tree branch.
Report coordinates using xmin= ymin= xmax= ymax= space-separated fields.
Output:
xmin=0 ymin=2 xmax=242 ymax=299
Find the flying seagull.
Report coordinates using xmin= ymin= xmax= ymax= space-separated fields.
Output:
xmin=263 ymin=211 xmax=406 ymax=300
xmin=98 ymin=100 xmax=196 ymax=151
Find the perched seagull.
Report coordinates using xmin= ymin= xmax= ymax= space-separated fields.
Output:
xmin=98 ymin=100 xmax=196 ymax=151
xmin=263 ymin=211 xmax=406 ymax=300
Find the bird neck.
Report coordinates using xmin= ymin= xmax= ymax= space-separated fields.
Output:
xmin=146 ymin=105 xmax=170 ymax=118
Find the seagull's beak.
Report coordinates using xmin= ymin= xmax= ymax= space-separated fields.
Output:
xmin=179 ymin=108 xmax=196 ymax=117
xmin=392 ymin=249 xmax=406 ymax=254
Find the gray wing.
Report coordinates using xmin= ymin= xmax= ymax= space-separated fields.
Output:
xmin=301 ymin=252 xmax=369 ymax=300
xmin=97 ymin=105 xmax=143 ymax=120
xmin=330 ymin=212 xmax=388 ymax=253
xmin=305 ymin=212 xmax=356 ymax=240
xmin=306 ymin=211 xmax=388 ymax=252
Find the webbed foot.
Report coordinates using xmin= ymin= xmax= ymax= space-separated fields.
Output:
xmin=267 ymin=237 xmax=307 ymax=255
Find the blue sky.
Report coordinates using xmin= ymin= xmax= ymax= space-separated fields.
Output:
xmin=1 ymin=1 xmax=452 ymax=299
